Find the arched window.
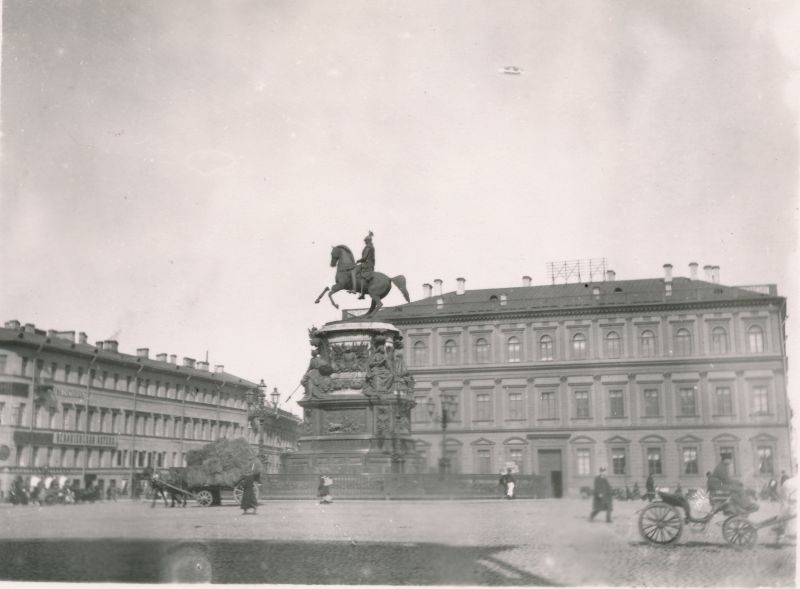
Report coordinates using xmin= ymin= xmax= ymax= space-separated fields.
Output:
xmin=605 ymin=331 xmax=621 ymax=359
xmin=507 ymin=336 xmax=521 ymax=363
xmin=711 ymin=326 xmax=728 ymax=354
xmin=572 ymin=333 xmax=587 ymax=360
xmin=413 ymin=341 xmax=427 ymax=365
xmin=747 ymin=326 xmax=764 ymax=353
xmin=443 ymin=339 xmax=458 ymax=365
xmin=674 ymin=328 xmax=692 ymax=356
xmin=475 ymin=338 xmax=490 ymax=364
xmin=640 ymin=330 xmax=656 ymax=357
xmin=539 ymin=334 xmax=553 ymax=361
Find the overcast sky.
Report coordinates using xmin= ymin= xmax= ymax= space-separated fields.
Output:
xmin=1 ymin=1 xmax=797 ymax=415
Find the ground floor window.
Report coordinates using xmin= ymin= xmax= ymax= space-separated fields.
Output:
xmin=647 ymin=447 xmax=662 ymax=474
xmin=757 ymin=446 xmax=774 ymax=475
xmin=611 ymin=447 xmax=626 ymax=475
xmin=576 ymin=448 xmax=591 ymax=476
xmin=476 ymin=448 xmax=492 ymax=474
xmin=682 ymin=447 xmax=699 ymax=474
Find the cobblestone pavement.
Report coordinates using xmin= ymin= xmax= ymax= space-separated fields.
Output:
xmin=0 ymin=497 xmax=795 ymax=585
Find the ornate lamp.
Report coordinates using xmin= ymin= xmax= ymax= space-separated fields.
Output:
xmin=270 ymin=387 xmax=280 ymax=415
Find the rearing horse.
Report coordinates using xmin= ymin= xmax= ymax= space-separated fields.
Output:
xmin=315 ymin=245 xmax=410 ymax=317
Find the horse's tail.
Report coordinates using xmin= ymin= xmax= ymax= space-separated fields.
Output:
xmin=391 ymin=275 xmax=411 ymax=303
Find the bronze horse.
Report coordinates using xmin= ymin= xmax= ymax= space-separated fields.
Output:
xmin=315 ymin=245 xmax=410 ymax=317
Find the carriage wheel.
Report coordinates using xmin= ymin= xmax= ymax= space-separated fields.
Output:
xmin=233 ymin=485 xmax=243 ymax=505
xmin=196 ymin=489 xmax=214 ymax=507
xmin=639 ymin=502 xmax=684 ymax=544
xmin=722 ymin=516 xmax=757 ymax=548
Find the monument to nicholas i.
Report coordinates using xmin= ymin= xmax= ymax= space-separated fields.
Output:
xmin=284 ymin=231 xmax=419 ymax=474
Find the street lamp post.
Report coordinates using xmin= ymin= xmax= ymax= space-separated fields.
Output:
xmin=247 ymin=380 xmax=281 ymax=472
xmin=427 ymin=394 xmax=458 ymax=475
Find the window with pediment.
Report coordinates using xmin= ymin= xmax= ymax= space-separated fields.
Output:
xmin=640 ymin=330 xmax=657 ymax=357
xmin=506 ymin=336 xmax=521 ymax=363
xmin=747 ymin=325 xmax=764 ymax=353
xmin=711 ymin=326 xmax=729 ymax=354
xmin=475 ymin=338 xmax=490 ymax=364
xmin=443 ymin=339 xmax=458 ymax=365
xmin=674 ymin=328 xmax=692 ymax=356
xmin=605 ymin=331 xmax=622 ymax=359
xmin=539 ymin=334 xmax=554 ymax=361
xmin=572 ymin=333 xmax=587 ymax=360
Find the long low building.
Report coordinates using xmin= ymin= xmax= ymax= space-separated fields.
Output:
xmin=0 ymin=321 xmax=298 ymax=498
xmin=361 ymin=263 xmax=792 ymax=497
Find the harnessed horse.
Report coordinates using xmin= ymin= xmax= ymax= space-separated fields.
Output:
xmin=315 ymin=245 xmax=410 ymax=317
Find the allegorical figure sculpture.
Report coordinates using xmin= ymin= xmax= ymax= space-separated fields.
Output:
xmin=314 ymin=230 xmax=410 ymax=318
xmin=364 ymin=336 xmax=394 ymax=395
xmin=393 ymin=351 xmax=415 ymax=395
xmin=300 ymin=349 xmax=334 ymax=399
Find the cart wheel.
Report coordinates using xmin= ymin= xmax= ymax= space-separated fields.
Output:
xmin=233 ymin=485 xmax=243 ymax=505
xmin=196 ymin=489 xmax=214 ymax=507
xmin=722 ymin=516 xmax=757 ymax=548
xmin=639 ymin=502 xmax=684 ymax=544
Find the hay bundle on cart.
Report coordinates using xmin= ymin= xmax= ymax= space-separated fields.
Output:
xmin=183 ymin=438 xmax=263 ymax=506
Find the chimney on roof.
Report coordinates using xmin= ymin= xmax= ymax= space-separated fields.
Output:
xmin=422 ymin=283 xmax=432 ymax=298
xmin=711 ymin=265 xmax=720 ymax=284
xmin=214 ymin=364 xmax=225 ymax=374
xmin=456 ymin=277 xmax=465 ymax=295
xmin=95 ymin=340 xmax=103 ymax=349
xmin=703 ymin=265 xmax=713 ymax=280
xmin=24 ymin=323 xmax=36 ymax=334
xmin=606 ymin=270 xmax=616 ymax=282
xmin=137 ymin=348 xmax=149 ymax=359
xmin=183 ymin=357 xmax=196 ymax=368
xmin=522 ymin=275 xmax=532 ymax=287
xmin=197 ymin=361 xmax=209 ymax=371
xmin=5 ymin=320 xmax=21 ymax=329
xmin=689 ymin=262 xmax=699 ymax=280
xmin=433 ymin=279 xmax=443 ymax=297
xmin=169 ymin=354 xmax=177 ymax=365
xmin=47 ymin=329 xmax=57 ymax=338
xmin=104 ymin=340 xmax=119 ymax=353
xmin=156 ymin=353 xmax=168 ymax=362
xmin=663 ymin=263 xmax=673 ymax=283
xmin=79 ymin=332 xmax=88 ymax=344
xmin=57 ymin=331 xmax=76 ymax=343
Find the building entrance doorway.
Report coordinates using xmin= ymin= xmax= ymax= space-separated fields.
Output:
xmin=538 ymin=449 xmax=563 ymax=498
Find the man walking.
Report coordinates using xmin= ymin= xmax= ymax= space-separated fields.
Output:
xmin=589 ymin=467 xmax=613 ymax=523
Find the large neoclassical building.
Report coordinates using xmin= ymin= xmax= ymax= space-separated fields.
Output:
xmin=364 ymin=263 xmax=791 ymax=497
xmin=0 ymin=320 xmax=298 ymax=498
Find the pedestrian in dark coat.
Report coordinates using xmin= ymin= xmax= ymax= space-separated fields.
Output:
xmin=499 ymin=469 xmax=516 ymax=499
xmin=318 ymin=475 xmax=333 ymax=504
xmin=235 ymin=473 xmax=260 ymax=515
xmin=589 ymin=467 xmax=613 ymax=522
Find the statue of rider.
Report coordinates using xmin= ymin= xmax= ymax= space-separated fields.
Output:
xmin=351 ymin=230 xmax=375 ymax=300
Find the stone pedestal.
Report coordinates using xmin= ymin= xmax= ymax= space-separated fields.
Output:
xmin=283 ymin=321 xmax=420 ymax=475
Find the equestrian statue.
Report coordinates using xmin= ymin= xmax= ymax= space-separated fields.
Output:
xmin=315 ymin=230 xmax=410 ymax=318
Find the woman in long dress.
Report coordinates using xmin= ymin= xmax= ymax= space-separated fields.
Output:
xmin=235 ymin=473 xmax=260 ymax=515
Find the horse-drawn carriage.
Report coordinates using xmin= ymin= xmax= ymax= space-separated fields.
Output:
xmin=142 ymin=467 xmax=249 ymax=507
xmin=638 ymin=487 xmax=794 ymax=548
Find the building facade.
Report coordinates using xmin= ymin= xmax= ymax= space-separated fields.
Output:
xmin=362 ymin=264 xmax=791 ymax=497
xmin=0 ymin=320 xmax=298 ymax=498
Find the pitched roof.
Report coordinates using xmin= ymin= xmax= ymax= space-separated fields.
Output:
xmin=370 ymin=277 xmax=779 ymax=320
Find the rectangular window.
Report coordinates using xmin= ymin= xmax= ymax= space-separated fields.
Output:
xmin=539 ymin=336 xmax=554 ymax=361
xmin=507 ymin=391 xmax=524 ymax=420
xmin=612 ymin=447 xmax=626 ymax=475
xmin=752 ymin=386 xmax=769 ymax=415
xmin=647 ymin=447 xmax=662 ymax=475
xmin=509 ymin=448 xmax=523 ymax=473
xmin=682 ymin=447 xmax=699 ymax=474
xmin=574 ymin=390 xmax=590 ymax=418
xmin=608 ymin=390 xmax=624 ymax=417
xmin=757 ymin=446 xmax=774 ymax=474
xmin=475 ymin=393 xmax=491 ymax=421
xmin=15 ymin=403 xmax=26 ymax=426
xmin=540 ymin=391 xmax=557 ymax=419
xmin=0 ymin=354 xmax=7 ymax=374
xmin=64 ymin=365 xmax=72 ymax=383
xmin=21 ymin=357 xmax=29 ymax=377
xmin=576 ymin=448 xmax=591 ymax=476
xmin=720 ymin=447 xmax=736 ymax=475
xmin=476 ymin=449 xmax=492 ymax=474
xmin=714 ymin=387 xmax=733 ymax=416
xmin=643 ymin=389 xmax=660 ymax=417
xmin=679 ymin=387 xmax=697 ymax=416
xmin=0 ymin=402 xmax=4 ymax=425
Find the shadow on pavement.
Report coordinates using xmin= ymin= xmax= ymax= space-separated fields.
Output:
xmin=0 ymin=538 xmax=559 ymax=585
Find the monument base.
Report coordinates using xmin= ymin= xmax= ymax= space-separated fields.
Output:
xmin=287 ymin=320 xmax=419 ymax=475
